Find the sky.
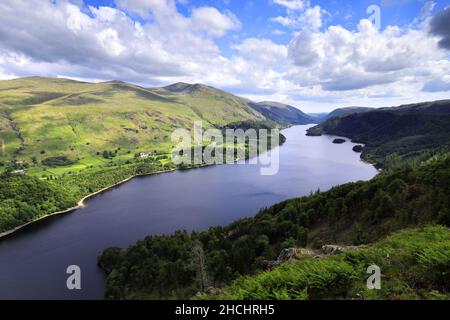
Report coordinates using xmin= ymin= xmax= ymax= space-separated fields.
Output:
xmin=0 ymin=0 xmax=450 ymax=112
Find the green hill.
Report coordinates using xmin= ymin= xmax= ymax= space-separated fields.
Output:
xmin=204 ymin=225 xmax=450 ymax=300
xmin=307 ymin=100 xmax=450 ymax=169
xmin=325 ymin=107 xmax=374 ymax=121
xmin=0 ymin=77 xmax=303 ymax=175
xmin=0 ymin=76 xmax=308 ymax=233
xmin=247 ymin=101 xmax=316 ymax=126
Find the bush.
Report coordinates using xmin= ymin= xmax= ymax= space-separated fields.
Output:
xmin=42 ymin=156 xmax=75 ymax=167
xmin=417 ymin=243 xmax=450 ymax=289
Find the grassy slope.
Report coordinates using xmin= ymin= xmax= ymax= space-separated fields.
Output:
xmin=247 ymin=101 xmax=315 ymax=126
xmin=307 ymin=100 xmax=450 ymax=169
xmin=205 ymin=226 xmax=450 ymax=300
xmin=325 ymin=107 xmax=374 ymax=121
xmin=0 ymin=77 xmax=291 ymax=233
xmin=0 ymin=77 xmax=271 ymax=175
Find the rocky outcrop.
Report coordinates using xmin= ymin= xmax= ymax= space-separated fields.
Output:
xmin=322 ymin=244 xmax=366 ymax=255
xmin=266 ymin=244 xmax=366 ymax=269
xmin=266 ymin=248 xmax=317 ymax=269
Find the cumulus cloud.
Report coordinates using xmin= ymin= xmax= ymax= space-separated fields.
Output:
xmin=0 ymin=0 xmax=449 ymax=112
xmin=191 ymin=7 xmax=241 ymax=37
xmin=272 ymin=0 xmax=308 ymax=11
xmin=0 ymin=0 xmax=241 ymax=85
xmin=288 ymin=19 xmax=444 ymax=91
xmin=115 ymin=0 xmax=177 ymax=19
xmin=429 ymin=7 xmax=450 ymax=50
xmin=233 ymin=38 xmax=288 ymax=65
xmin=270 ymin=0 xmax=325 ymax=31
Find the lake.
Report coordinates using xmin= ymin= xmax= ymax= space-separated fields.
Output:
xmin=0 ymin=125 xmax=378 ymax=299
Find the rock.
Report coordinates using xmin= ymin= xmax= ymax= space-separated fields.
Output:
xmin=346 ymin=245 xmax=367 ymax=250
xmin=306 ymin=127 xmax=323 ymax=136
xmin=277 ymin=248 xmax=298 ymax=262
xmin=332 ymin=138 xmax=346 ymax=144
xmin=322 ymin=245 xmax=344 ymax=255
xmin=266 ymin=247 xmax=317 ymax=269
xmin=321 ymin=244 xmax=366 ymax=255
xmin=352 ymin=145 xmax=363 ymax=153
xmin=205 ymin=287 xmax=222 ymax=295
xmin=297 ymin=248 xmax=316 ymax=257
xmin=352 ymin=293 xmax=364 ymax=300
xmin=306 ymin=132 xmax=322 ymax=137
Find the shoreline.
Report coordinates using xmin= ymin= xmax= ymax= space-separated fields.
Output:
xmin=0 ymin=130 xmax=377 ymax=240
xmin=0 ymin=168 xmax=177 ymax=240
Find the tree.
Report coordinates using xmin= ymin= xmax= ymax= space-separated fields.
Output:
xmin=191 ymin=242 xmax=210 ymax=292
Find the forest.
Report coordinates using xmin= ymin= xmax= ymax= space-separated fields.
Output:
xmin=0 ymin=158 xmax=174 ymax=233
xmin=98 ymin=153 xmax=450 ymax=299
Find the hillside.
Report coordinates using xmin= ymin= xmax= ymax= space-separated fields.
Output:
xmin=0 ymin=77 xmax=302 ymax=175
xmin=247 ymin=101 xmax=315 ymax=126
xmin=203 ymin=226 xmax=450 ymax=300
xmin=98 ymin=153 xmax=450 ymax=299
xmin=307 ymin=100 xmax=450 ymax=169
xmin=0 ymin=76 xmax=301 ymax=233
xmin=325 ymin=107 xmax=373 ymax=121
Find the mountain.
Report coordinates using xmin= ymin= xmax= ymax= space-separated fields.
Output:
xmin=307 ymin=100 xmax=450 ymax=168
xmin=0 ymin=77 xmax=306 ymax=170
xmin=325 ymin=106 xmax=373 ymax=121
xmin=247 ymin=101 xmax=316 ymax=126
xmin=308 ymin=112 xmax=328 ymax=123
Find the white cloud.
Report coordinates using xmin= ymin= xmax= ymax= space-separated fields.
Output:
xmin=191 ymin=7 xmax=241 ymax=37
xmin=0 ymin=0 xmax=240 ymax=85
xmin=272 ymin=0 xmax=308 ymax=11
xmin=288 ymin=19 xmax=446 ymax=92
xmin=115 ymin=0 xmax=177 ymax=19
xmin=270 ymin=1 xmax=325 ymax=31
xmin=0 ymin=0 xmax=449 ymax=112
xmin=233 ymin=38 xmax=288 ymax=65
xmin=271 ymin=29 xmax=286 ymax=36
xmin=270 ymin=16 xmax=296 ymax=27
xmin=298 ymin=6 xmax=323 ymax=30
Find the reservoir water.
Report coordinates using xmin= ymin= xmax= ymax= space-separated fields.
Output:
xmin=0 ymin=125 xmax=378 ymax=299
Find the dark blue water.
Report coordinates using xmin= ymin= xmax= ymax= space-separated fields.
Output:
xmin=0 ymin=125 xmax=378 ymax=299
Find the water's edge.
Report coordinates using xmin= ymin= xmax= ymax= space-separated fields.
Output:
xmin=0 ymin=125 xmax=379 ymax=300
xmin=0 ymin=169 xmax=176 ymax=240
xmin=0 ymin=129 xmax=377 ymax=240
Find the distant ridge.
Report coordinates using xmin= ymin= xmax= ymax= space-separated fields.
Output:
xmin=307 ymin=99 xmax=450 ymax=168
xmin=325 ymin=106 xmax=373 ymax=121
xmin=248 ymin=101 xmax=316 ymax=125
xmin=0 ymin=76 xmax=315 ymax=165
xmin=163 ymin=82 xmax=212 ymax=94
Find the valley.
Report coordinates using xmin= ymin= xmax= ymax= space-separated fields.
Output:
xmin=0 ymin=77 xmax=449 ymax=301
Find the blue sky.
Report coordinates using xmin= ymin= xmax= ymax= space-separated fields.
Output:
xmin=83 ymin=0 xmax=449 ymax=46
xmin=0 ymin=0 xmax=449 ymax=112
